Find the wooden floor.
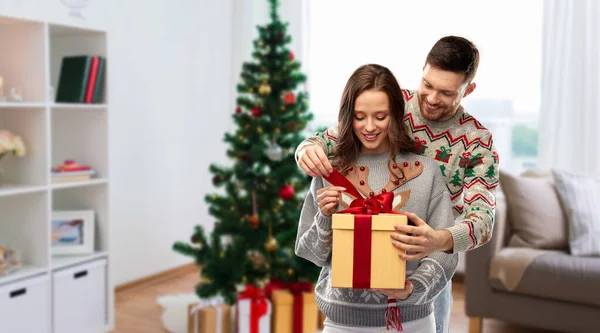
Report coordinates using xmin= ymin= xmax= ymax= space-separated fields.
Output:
xmin=112 ymin=269 xmax=556 ymax=333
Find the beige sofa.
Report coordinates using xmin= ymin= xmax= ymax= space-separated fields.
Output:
xmin=465 ymin=170 xmax=600 ymax=333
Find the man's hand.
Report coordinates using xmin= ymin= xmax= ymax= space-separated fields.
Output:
xmin=298 ymin=145 xmax=333 ymax=177
xmin=391 ymin=212 xmax=454 ymax=260
xmin=373 ymin=280 xmax=414 ymax=300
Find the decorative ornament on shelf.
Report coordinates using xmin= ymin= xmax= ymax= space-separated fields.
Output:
xmin=258 ymin=83 xmax=271 ymax=95
xmin=283 ymin=92 xmax=296 ymax=105
xmin=0 ymin=76 xmax=6 ymax=102
xmin=0 ymin=245 xmax=21 ymax=277
xmin=265 ymin=140 xmax=283 ymax=161
xmin=0 ymin=130 xmax=26 ymax=186
xmin=279 ymin=184 xmax=295 ymax=200
xmin=61 ymin=0 xmax=93 ymax=19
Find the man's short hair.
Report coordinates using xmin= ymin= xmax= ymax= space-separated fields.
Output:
xmin=426 ymin=36 xmax=480 ymax=84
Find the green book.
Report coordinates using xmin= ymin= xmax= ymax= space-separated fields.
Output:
xmin=55 ymin=55 xmax=92 ymax=103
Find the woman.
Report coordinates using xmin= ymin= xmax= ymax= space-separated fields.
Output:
xmin=295 ymin=64 xmax=457 ymax=332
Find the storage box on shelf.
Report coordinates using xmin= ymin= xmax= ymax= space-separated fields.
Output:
xmin=0 ymin=15 xmax=112 ymax=333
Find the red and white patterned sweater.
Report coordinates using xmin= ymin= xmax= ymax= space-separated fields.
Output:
xmin=296 ymin=89 xmax=500 ymax=253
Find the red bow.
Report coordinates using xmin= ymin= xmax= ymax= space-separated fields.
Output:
xmin=324 ymin=168 xmax=402 ymax=215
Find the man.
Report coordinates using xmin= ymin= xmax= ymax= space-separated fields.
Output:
xmin=295 ymin=36 xmax=499 ymax=333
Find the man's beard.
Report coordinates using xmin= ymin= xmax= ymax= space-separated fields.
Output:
xmin=418 ymin=95 xmax=455 ymax=121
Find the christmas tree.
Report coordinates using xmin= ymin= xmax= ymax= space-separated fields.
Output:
xmin=173 ymin=0 xmax=319 ymax=305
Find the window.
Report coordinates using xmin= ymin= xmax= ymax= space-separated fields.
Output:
xmin=306 ymin=0 xmax=543 ymax=174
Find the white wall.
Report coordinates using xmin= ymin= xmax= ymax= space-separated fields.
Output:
xmin=0 ymin=0 xmax=236 ymax=286
xmin=108 ymin=0 xmax=235 ymax=286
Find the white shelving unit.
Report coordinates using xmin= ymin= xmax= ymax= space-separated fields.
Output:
xmin=0 ymin=16 xmax=112 ymax=333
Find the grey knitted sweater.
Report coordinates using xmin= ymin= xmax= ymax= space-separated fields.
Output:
xmin=295 ymin=152 xmax=458 ymax=327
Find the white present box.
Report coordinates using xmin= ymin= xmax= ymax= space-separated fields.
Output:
xmin=236 ymin=296 xmax=272 ymax=333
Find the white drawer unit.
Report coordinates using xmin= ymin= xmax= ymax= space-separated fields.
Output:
xmin=53 ymin=259 xmax=107 ymax=333
xmin=0 ymin=274 xmax=50 ymax=333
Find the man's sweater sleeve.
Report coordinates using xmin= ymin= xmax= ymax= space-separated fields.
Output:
xmin=294 ymin=125 xmax=340 ymax=164
xmin=295 ymin=177 xmax=334 ymax=267
xmin=401 ymin=170 xmax=458 ymax=306
xmin=446 ymin=134 xmax=499 ymax=253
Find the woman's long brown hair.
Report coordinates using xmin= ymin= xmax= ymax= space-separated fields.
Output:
xmin=333 ymin=64 xmax=416 ymax=174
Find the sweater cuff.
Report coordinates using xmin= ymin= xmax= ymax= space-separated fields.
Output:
xmin=315 ymin=212 xmax=333 ymax=232
xmin=446 ymin=223 xmax=473 ymax=254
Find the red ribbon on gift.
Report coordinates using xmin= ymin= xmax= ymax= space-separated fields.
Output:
xmin=237 ymin=285 xmax=269 ymax=333
xmin=324 ymin=168 xmax=404 ymax=331
xmin=266 ymin=279 xmax=313 ymax=333
xmin=324 ymin=169 xmax=404 ymax=288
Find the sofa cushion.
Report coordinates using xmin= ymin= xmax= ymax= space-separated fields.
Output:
xmin=499 ymin=170 xmax=568 ymax=250
xmin=490 ymin=249 xmax=600 ymax=307
xmin=552 ymin=169 xmax=600 ymax=256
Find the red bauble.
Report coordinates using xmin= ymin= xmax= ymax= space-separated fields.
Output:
xmin=251 ymin=108 xmax=262 ymax=116
xmin=279 ymin=185 xmax=295 ymax=200
xmin=283 ymin=93 xmax=296 ymax=105
xmin=289 ymin=52 xmax=295 ymax=61
xmin=235 ymin=106 xmax=242 ymax=114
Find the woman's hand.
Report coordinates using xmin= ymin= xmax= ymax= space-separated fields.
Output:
xmin=373 ymin=280 xmax=414 ymax=300
xmin=316 ymin=186 xmax=346 ymax=216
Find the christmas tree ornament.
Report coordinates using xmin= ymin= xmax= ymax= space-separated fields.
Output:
xmin=258 ymin=83 xmax=271 ymax=95
xmin=265 ymin=141 xmax=283 ymax=161
xmin=289 ymin=51 xmax=295 ymax=61
xmin=258 ymin=40 xmax=264 ymax=47
xmin=219 ymin=251 xmax=225 ymax=258
xmin=251 ymin=108 xmax=262 ymax=117
xmin=264 ymin=236 xmax=278 ymax=251
xmin=247 ymin=215 xmax=259 ymax=229
xmin=191 ymin=234 xmax=199 ymax=244
xmin=248 ymin=87 xmax=253 ymax=93
xmin=235 ymin=106 xmax=242 ymax=114
xmin=212 ymin=175 xmax=221 ymax=185
xmin=257 ymin=127 xmax=263 ymax=134
xmin=286 ymin=121 xmax=298 ymax=132
xmin=220 ymin=235 xmax=232 ymax=247
xmin=287 ymin=268 xmax=294 ymax=276
xmin=274 ymin=128 xmax=280 ymax=134
xmin=283 ymin=92 xmax=296 ymax=105
xmin=279 ymin=184 xmax=295 ymax=200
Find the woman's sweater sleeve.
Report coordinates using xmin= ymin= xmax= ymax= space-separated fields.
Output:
xmin=295 ymin=177 xmax=334 ymax=267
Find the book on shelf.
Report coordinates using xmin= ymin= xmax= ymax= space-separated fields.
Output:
xmin=55 ymin=55 xmax=106 ymax=104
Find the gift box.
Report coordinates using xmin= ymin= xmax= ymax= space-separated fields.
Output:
xmin=331 ymin=213 xmax=407 ymax=289
xmin=318 ymin=310 xmax=325 ymax=330
xmin=435 ymin=146 xmax=452 ymax=163
xmin=266 ymin=281 xmax=318 ymax=333
xmin=187 ymin=297 xmax=231 ymax=333
xmin=236 ymin=285 xmax=272 ymax=333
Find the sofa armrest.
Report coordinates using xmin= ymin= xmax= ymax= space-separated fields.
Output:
xmin=465 ymin=195 xmax=508 ymax=317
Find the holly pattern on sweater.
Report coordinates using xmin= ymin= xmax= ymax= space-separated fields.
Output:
xmin=297 ymin=89 xmax=499 ymax=253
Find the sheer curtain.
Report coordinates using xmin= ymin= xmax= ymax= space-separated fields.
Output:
xmin=538 ymin=0 xmax=600 ymax=175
